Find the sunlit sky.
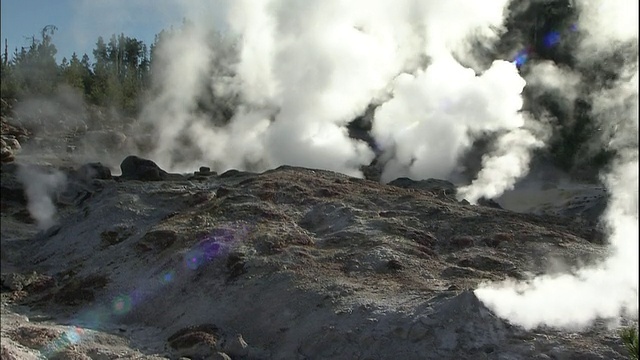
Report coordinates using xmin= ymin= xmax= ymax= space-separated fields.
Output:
xmin=0 ymin=0 xmax=190 ymax=63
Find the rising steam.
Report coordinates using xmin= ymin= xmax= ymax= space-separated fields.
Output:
xmin=16 ymin=165 xmax=67 ymax=230
xmin=474 ymin=0 xmax=638 ymax=330
xmin=141 ymin=0 xmax=541 ymax=189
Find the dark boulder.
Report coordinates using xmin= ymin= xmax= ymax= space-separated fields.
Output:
xmin=477 ymin=197 xmax=503 ymax=209
xmin=120 ymin=155 xmax=169 ymax=181
xmin=75 ymin=162 xmax=112 ymax=181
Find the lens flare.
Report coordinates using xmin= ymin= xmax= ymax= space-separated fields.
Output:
xmin=112 ymin=295 xmax=132 ymax=315
xmin=201 ymin=240 xmax=221 ymax=259
xmin=76 ymin=309 xmax=108 ymax=328
xmin=41 ymin=326 xmax=85 ymax=357
xmin=36 ymin=224 xmax=254 ymax=357
xmin=513 ymin=49 xmax=530 ymax=68
xmin=543 ymin=31 xmax=562 ymax=48
xmin=162 ymin=270 xmax=175 ymax=284
xmin=185 ymin=249 xmax=205 ymax=270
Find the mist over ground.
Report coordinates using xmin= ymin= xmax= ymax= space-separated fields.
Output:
xmin=3 ymin=0 xmax=637 ymax=333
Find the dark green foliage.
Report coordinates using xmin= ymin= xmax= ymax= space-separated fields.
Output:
xmin=1 ymin=26 xmax=153 ymax=116
xmin=620 ymin=326 xmax=639 ymax=360
xmin=88 ymin=33 xmax=150 ymax=114
xmin=2 ymin=26 xmax=59 ymax=99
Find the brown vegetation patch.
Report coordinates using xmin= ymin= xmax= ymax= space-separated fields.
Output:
xmin=168 ymin=324 xmax=220 ymax=350
xmin=24 ymin=274 xmax=56 ymax=294
xmin=100 ymin=228 xmax=131 ymax=247
xmin=252 ymin=230 xmax=315 ymax=255
xmin=53 ymin=274 xmax=109 ymax=306
xmin=321 ymin=230 xmax=369 ymax=248
xmin=187 ymin=191 xmax=215 ymax=207
xmin=450 ymin=235 xmax=475 ymax=248
xmin=441 ymin=266 xmax=479 ymax=279
xmin=315 ymin=187 xmax=342 ymax=198
xmin=48 ymin=349 xmax=92 ymax=360
xmin=483 ymin=232 xmax=514 ymax=247
xmin=10 ymin=326 xmax=63 ymax=349
xmin=456 ymin=255 xmax=515 ymax=273
xmin=135 ymin=229 xmax=178 ymax=253
xmin=378 ymin=221 xmax=437 ymax=247
xmin=218 ymin=202 xmax=290 ymax=223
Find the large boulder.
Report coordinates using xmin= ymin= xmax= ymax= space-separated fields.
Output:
xmin=119 ymin=155 xmax=169 ymax=181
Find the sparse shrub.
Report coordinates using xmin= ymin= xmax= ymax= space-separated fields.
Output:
xmin=620 ymin=326 xmax=639 ymax=360
xmin=450 ymin=235 xmax=474 ymax=248
xmin=486 ymin=232 xmax=515 ymax=247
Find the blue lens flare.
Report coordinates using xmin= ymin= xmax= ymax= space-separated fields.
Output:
xmin=513 ymin=49 xmax=530 ymax=68
xmin=543 ymin=31 xmax=562 ymax=48
xmin=39 ymin=223 xmax=254 ymax=356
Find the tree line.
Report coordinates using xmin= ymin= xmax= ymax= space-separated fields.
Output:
xmin=0 ymin=25 xmax=172 ymax=115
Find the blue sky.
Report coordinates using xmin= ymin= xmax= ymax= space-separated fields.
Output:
xmin=1 ymin=0 xmax=189 ymax=63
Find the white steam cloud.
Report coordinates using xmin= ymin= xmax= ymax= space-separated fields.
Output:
xmin=373 ymin=57 xmax=529 ymax=185
xmin=475 ymin=152 xmax=638 ymax=330
xmin=16 ymin=165 xmax=67 ymax=231
xmin=457 ymin=127 xmax=546 ymax=204
xmin=141 ymin=0 xmax=542 ymax=192
xmin=475 ymin=0 xmax=638 ymax=330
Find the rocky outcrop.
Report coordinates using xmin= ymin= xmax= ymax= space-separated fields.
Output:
xmin=1 ymin=116 xmax=30 ymax=164
xmin=1 ymin=163 xmax=629 ymax=360
xmin=119 ymin=155 xmax=169 ymax=181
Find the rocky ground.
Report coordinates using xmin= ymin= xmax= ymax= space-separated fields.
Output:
xmin=0 ymin=100 xmax=637 ymax=359
xmin=1 ymin=138 xmax=636 ymax=359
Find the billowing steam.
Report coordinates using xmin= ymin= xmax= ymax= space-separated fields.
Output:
xmin=474 ymin=0 xmax=638 ymax=330
xmin=16 ymin=165 xmax=67 ymax=230
xmin=373 ymin=58 xmax=529 ymax=186
xmin=142 ymin=0 xmax=542 ymax=191
xmin=457 ymin=126 xmax=546 ymax=204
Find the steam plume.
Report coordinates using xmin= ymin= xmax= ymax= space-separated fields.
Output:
xmin=475 ymin=0 xmax=638 ymax=330
xmin=16 ymin=165 xmax=67 ymax=230
xmin=456 ymin=127 xmax=546 ymax=204
xmin=141 ymin=0 xmax=535 ymax=184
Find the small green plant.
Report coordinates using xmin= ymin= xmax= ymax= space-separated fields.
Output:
xmin=620 ymin=326 xmax=639 ymax=360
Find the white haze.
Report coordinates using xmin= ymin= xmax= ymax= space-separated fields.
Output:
xmin=16 ymin=165 xmax=67 ymax=231
xmin=475 ymin=0 xmax=638 ymax=330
